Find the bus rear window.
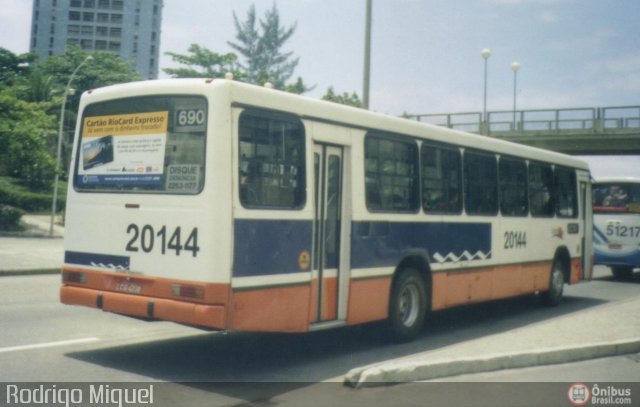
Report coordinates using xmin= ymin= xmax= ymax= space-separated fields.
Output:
xmin=74 ymin=95 xmax=207 ymax=194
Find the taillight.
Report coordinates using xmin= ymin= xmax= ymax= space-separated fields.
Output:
xmin=63 ymin=271 xmax=87 ymax=284
xmin=171 ymin=284 xmax=204 ymax=299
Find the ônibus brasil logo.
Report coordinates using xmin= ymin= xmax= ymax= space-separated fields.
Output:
xmin=568 ymin=383 xmax=591 ymax=406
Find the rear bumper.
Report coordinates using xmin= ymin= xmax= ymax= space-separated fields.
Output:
xmin=60 ymin=285 xmax=226 ymax=329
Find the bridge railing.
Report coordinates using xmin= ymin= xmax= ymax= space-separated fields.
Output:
xmin=404 ymin=105 xmax=640 ymax=136
xmin=602 ymin=106 xmax=640 ymax=129
xmin=407 ymin=111 xmax=483 ymax=133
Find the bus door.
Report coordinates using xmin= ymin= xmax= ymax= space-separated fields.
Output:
xmin=580 ymin=176 xmax=593 ymax=280
xmin=312 ymin=143 xmax=346 ymax=322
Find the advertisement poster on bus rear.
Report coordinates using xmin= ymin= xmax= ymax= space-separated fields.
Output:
xmin=77 ymin=111 xmax=168 ymax=186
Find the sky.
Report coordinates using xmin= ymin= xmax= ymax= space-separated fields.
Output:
xmin=1 ymin=0 xmax=638 ymax=177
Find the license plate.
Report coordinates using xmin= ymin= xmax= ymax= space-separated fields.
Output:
xmin=115 ymin=280 xmax=142 ymax=294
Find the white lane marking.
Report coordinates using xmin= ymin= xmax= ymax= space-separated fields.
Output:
xmin=0 ymin=337 xmax=100 ymax=353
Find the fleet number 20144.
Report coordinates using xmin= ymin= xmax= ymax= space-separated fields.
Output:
xmin=126 ymin=224 xmax=200 ymax=257
xmin=504 ymin=231 xmax=527 ymax=249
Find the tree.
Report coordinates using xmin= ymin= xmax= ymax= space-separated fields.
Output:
xmin=0 ymin=92 xmax=56 ymax=188
xmin=163 ymin=44 xmax=243 ymax=80
xmin=38 ymin=47 xmax=140 ymax=114
xmin=0 ymin=48 xmax=35 ymax=87
xmin=0 ymin=49 xmax=56 ymax=188
xmin=164 ymin=44 xmax=242 ymax=79
xmin=227 ymin=5 xmax=260 ymax=83
xmin=38 ymin=47 xmax=141 ymax=177
xmin=16 ymin=70 xmax=56 ymax=104
xmin=229 ymin=4 xmax=311 ymax=92
xmin=0 ymin=47 xmax=142 ymax=189
xmin=322 ymin=87 xmax=363 ymax=108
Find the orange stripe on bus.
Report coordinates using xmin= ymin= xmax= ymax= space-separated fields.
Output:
xmin=230 ymin=285 xmax=311 ymax=333
xmin=321 ymin=277 xmax=338 ymax=321
xmin=60 ymin=285 xmax=226 ymax=329
xmin=347 ymin=277 xmax=392 ymax=325
xmin=308 ymin=279 xmax=319 ymax=323
xmin=431 ymin=261 xmax=553 ymax=310
xmin=570 ymin=258 xmax=583 ymax=283
xmin=61 ymin=267 xmax=230 ymax=305
xmin=308 ymin=276 xmax=339 ymax=323
xmin=62 ymin=259 xmax=583 ymax=332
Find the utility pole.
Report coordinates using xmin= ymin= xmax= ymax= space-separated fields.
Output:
xmin=363 ymin=0 xmax=372 ymax=109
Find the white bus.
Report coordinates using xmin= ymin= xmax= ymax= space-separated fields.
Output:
xmin=592 ymin=177 xmax=640 ymax=279
xmin=61 ymin=78 xmax=593 ymax=341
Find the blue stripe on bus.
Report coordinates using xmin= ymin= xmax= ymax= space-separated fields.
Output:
xmin=351 ymin=221 xmax=492 ymax=269
xmin=232 ymin=219 xmax=491 ymax=277
xmin=233 ymin=219 xmax=314 ymax=277
xmin=592 ymin=225 xmax=608 ymax=245
xmin=65 ymin=251 xmax=130 ymax=271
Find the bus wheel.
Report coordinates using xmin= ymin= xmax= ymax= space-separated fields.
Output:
xmin=541 ymin=260 xmax=565 ymax=306
xmin=388 ymin=268 xmax=427 ymax=342
xmin=611 ymin=267 xmax=633 ymax=280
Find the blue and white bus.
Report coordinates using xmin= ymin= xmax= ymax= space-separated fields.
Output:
xmin=60 ymin=78 xmax=593 ymax=341
xmin=592 ymin=177 xmax=640 ymax=279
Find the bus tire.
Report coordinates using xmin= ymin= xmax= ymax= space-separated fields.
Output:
xmin=387 ymin=268 xmax=427 ymax=342
xmin=611 ymin=267 xmax=633 ymax=280
xmin=541 ymin=259 xmax=565 ymax=306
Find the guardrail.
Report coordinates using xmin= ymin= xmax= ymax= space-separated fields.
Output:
xmin=404 ymin=106 xmax=640 ymax=136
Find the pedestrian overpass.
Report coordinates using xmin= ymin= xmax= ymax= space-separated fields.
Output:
xmin=405 ymin=105 xmax=640 ymax=155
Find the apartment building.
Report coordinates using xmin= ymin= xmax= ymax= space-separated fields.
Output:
xmin=30 ymin=0 xmax=163 ymax=79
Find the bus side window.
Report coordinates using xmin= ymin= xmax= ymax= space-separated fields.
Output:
xmin=238 ymin=110 xmax=306 ymax=209
xmin=499 ymin=157 xmax=528 ymax=217
xmin=555 ymin=167 xmax=578 ymax=218
xmin=421 ymin=143 xmax=462 ymax=214
xmin=529 ymin=163 xmax=554 ymax=217
xmin=464 ymin=150 xmax=498 ymax=216
xmin=364 ymin=134 xmax=419 ymax=213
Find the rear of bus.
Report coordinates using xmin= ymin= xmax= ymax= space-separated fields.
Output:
xmin=60 ymin=79 xmax=233 ymax=329
xmin=592 ymin=178 xmax=640 ymax=279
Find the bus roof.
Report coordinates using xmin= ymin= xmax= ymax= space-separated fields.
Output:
xmin=82 ymin=78 xmax=590 ymax=172
xmin=593 ymin=177 xmax=640 ymax=184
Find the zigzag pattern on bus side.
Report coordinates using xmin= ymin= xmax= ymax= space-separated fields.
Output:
xmin=89 ymin=262 xmax=130 ymax=271
xmin=432 ymin=250 xmax=493 ymax=264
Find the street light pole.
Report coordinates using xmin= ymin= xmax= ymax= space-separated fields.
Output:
xmin=511 ymin=61 xmax=521 ymax=131
xmin=362 ymin=0 xmax=372 ymax=109
xmin=481 ymin=48 xmax=491 ymax=134
xmin=50 ymin=55 xmax=93 ymax=237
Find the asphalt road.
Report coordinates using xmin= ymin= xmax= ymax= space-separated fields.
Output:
xmin=0 ymin=268 xmax=638 ymax=406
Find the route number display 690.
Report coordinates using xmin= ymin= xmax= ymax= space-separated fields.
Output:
xmin=177 ymin=109 xmax=205 ymax=126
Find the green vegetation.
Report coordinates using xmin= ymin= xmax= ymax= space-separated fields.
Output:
xmin=0 ymin=204 xmax=25 ymax=231
xmin=322 ymin=87 xmax=364 ymax=108
xmin=0 ymin=47 xmax=138 ymax=229
xmin=0 ymin=177 xmax=65 ymax=212
xmin=0 ymin=176 xmax=66 ymax=230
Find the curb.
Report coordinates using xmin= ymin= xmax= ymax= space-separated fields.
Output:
xmin=0 ymin=215 xmax=65 ymax=238
xmin=0 ymin=232 xmax=63 ymax=238
xmin=0 ymin=269 xmax=60 ymax=277
xmin=344 ymin=338 xmax=640 ymax=388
